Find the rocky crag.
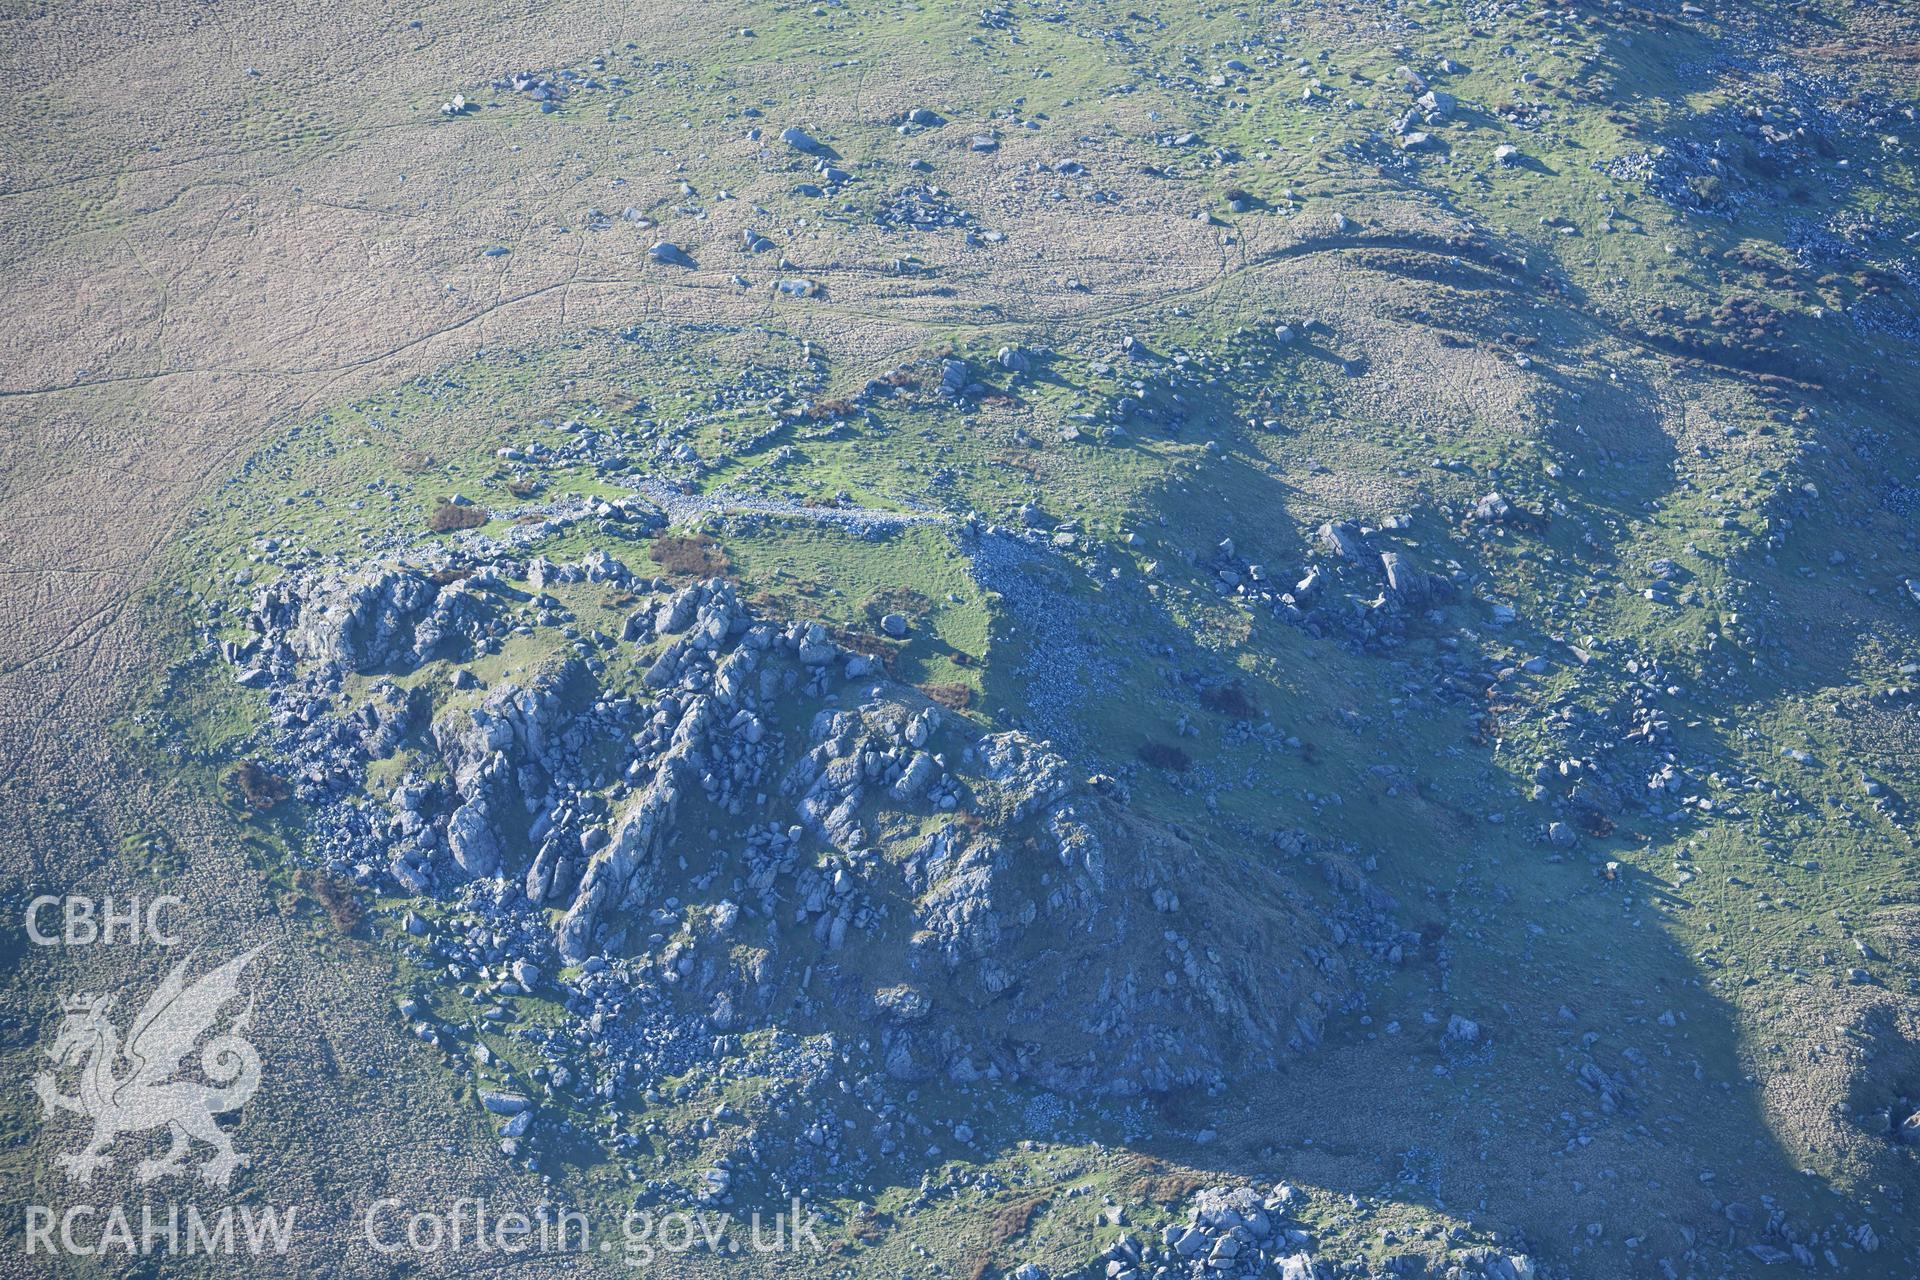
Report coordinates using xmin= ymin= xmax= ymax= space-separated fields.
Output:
xmin=224 ymin=543 xmax=1415 ymax=1167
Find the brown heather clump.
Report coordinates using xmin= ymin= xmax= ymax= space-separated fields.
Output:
xmin=294 ymin=868 xmax=363 ymax=935
xmin=959 ymin=1195 xmax=1047 ymax=1280
xmin=650 ymin=533 xmax=730 ymax=577
xmin=808 ymin=397 xmax=859 ymax=419
xmin=1199 ymin=681 xmax=1258 ymax=718
xmin=428 ymin=500 xmax=488 ymax=532
xmin=918 ymin=682 xmax=971 ymax=710
xmin=1138 ymin=741 xmax=1192 ymax=772
xmin=831 ymin=627 xmax=891 ymax=663
xmin=229 ymin=760 xmax=289 ymax=811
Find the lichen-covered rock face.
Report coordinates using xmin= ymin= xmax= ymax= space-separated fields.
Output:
xmin=228 ymin=548 xmax=1390 ymax=1103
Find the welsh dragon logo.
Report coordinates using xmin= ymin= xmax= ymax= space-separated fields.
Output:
xmin=33 ymin=946 xmax=266 ymax=1188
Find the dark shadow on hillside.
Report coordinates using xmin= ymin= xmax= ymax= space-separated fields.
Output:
xmin=951 ymin=338 xmax=1906 ymax=1277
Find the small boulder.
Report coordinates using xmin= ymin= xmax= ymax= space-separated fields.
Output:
xmin=781 ymin=125 xmax=826 ymax=154
xmin=1473 ymin=492 xmax=1515 ymax=522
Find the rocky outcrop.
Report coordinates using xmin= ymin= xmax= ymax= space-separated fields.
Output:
xmin=446 ymin=796 xmax=502 ymax=876
xmin=556 ymin=758 xmax=685 ymax=962
xmin=223 ymin=557 xmax=1375 ymax=1100
xmin=977 ymin=731 xmax=1071 ymax=820
xmin=257 ymin=567 xmax=439 ymax=672
xmin=1075 ymin=1182 xmax=1539 ymax=1280
xmin=432 ymin=653 xmax=590 ymax=796
xmin=785 ymin=700 xmax=959 ymax=852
